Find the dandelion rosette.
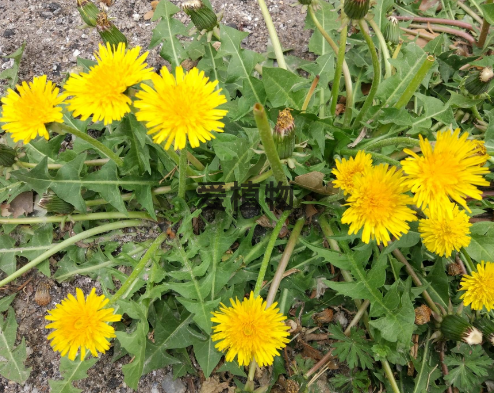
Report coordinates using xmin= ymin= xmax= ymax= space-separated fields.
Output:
xmin=135 ymin=66 xmax=227 ymax=150
xmin=63 ymin=43 xmax=153 ymax=125
xmin=341 ymin=163 xmax=417 ymax=245
xmin=211 ymin=292 xmax=290 ymax=366
xmin=460 ymin=261 xmax=494 ymax=311
xmin=45 ymin=288 xmax=121 ymax=361
xmin=0 ymin=75 xmax=64 ymax=144
xmin=332 ymin=150 xmax=373 ymax=195
xmin=419 ymin=203 xmax=471 ymax=257
xmin=400 ymin=129 xmax=490 ymax=212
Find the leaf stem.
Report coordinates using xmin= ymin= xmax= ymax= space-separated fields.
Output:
xmin=0 ymin=220 xmax=151 ymax=288
xmin=361 ymin=137 xmax=420 ymax=151
xmin=461 ymin=247 xmax=476 ymax=273
xmin=382 ymin=359 xmax=402 ymax=393
xmin=477 ymin=0 xmax=493 ymax=48
xmin=367 ymin=19 xmax=392 ymax=79
xmin=344 ymin=299 xmax=370 ymax=336
xmin=16 ymin=159 xmax=110 ymax=170
xmin=339 ymin=148 xmax=400 ymax=166
xmin=352 ymin=20 xmax=381 ymax=129
xmin=253 ymin=210 xmax=291 ymax=297
xmin=265 ymin=217 xmax=305 ymax=306
xmin=108 ymin=232 xmax=167 ymax=305
xmin=178 ymin=147 xmax=188 ymax=199
xmin=255 ymin=0 xmax=287 ymax=69
xmin=330 ymin=24 xmax=348 ymax=117
xmin=0 ymin=211 xmax=154 ymax=225
xmin=57 ymin=124 xmax=124 ymax=167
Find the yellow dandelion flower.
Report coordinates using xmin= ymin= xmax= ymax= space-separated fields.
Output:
xmin=45 ymin=288 xmax=121 ymax=361
xmin=460 ymin=261 xmax=494 ymax=311
xmin=419 ymin=203 xmax=471 ymax=257
xmin=0 ymin=75 xmax=64 ymax=144
xmin=341 ymin=164 xmax=417 ymax=246
xmin=211 ymin=292 xmax=290 ymax=367
xmin=332 ymin=150 xmax=373 ymax=194
xmin=401 ymin=129 xmax=490 ymax=212
xmin=134 ymin=66 xmax=228 ymax=150
xmin=63 ymin=43 xmax=153 ymax=125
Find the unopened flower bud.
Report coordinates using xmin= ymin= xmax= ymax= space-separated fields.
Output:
xmin=77 ymin=0 xmax=99 ymax=27
xmin=38 ymin=192 xmax=75 ymax=214
xmin=440 ymin=315 xmax=483 ymax=345
xmin=0 ymin=145 xmax=17 ymax=167
xmin=182 ymin=0 xmax=218 ymax=32
xmin=344 ymin=0 xmax=370 ymax=20
xmin=384 ymin=16 xmax=400 ymax=44
xmin=97 ymin=11 xmax=127 ymax=46
xmin=474 ymin=318 xmax=494 ymax=345
xmin=273 ymin=108 xmax=296 ymax=159
xmin=465 ymin=67 xmax=494 ymax=96
xmin=414 ymin=304 xmax=432 ymax=325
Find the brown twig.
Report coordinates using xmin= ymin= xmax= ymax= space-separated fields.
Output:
xmin=407 ymin=23 xmax=476 ymax=45
xmin=395 ymin=16 xmax=476 ymax=31
xmin=304 ymin=349 xmax=334 ymax=378
xmin=439 ymin=342 xmax=454 ymax=393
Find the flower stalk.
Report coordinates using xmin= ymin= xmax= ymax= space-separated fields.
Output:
xmin=178 ymin=147 xmax=188 ymax=199
xmin=0 ymin=211 xmax=154 ymax=225
xmin=330 ymin=24 xmax=348 ymax=117
xmin=367 ymin=19 xmax=392 ymax=79
xmin=255 ymin=0 xmax=287 ymax=69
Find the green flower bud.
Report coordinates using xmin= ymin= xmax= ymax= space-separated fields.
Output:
xmin=273 ymin=109 xmax=296 ymax=159
xmin=465 ymin=67 xmax=494 ymax=96
xmin=182 ymin=0 xmax=218 ymax=32
xmin=38 ymin=192 xmax=75 ymax=214
xmin=344 ymin=0 xmax=370 ymax=20
xmin=384 ymin=16 xmax=401 ymax=44
xmin=97 ymin=11 xmax=127 ymax=46
xmin=77 ymin=0 xmax=99 ymax=27
xmin=440 ymin=315 xmax=483 ymax=345
xmin=474 ymin=318 xmax=494 ymax=345
xmin=0 ymin=145 xmax=17 ymax=167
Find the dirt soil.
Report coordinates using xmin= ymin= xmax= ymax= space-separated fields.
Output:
xmin=0 ymin=0 xmax=311 ymax=392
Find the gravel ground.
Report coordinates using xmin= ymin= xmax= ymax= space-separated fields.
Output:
xmin=0 ymin=0 xmax=311 ymax=391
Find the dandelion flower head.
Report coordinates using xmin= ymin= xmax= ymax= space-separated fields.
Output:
xmin=419 ymin=203 xmax=471 ymax=257
xmin=45 ymin=288 xmax=121 ymax=360
xmin=135 ymin=66 xmax=228 ymax=150
xmin=460 ymin=261 xmax=494 ymax=311
xmin=211 ymin=292 xmax=290 ymax=366
xmin=0 ymin=75 xmax=64 ymax=144
xmin=332 ymin=150 xmax=373 ymax=195
xmin=401 ymin=129 xmax=490 ymax=212
xmin=63 ymin=43 xmax=153 ymax=125
xmin=341 ymin=163 xmax=417 ymax=246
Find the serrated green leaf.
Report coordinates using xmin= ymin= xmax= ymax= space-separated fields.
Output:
xmin=193 ymin=337 xmax=223 ymax=378
xmin=329 ymin=324 xmax=373 ymax=369
xmin=116 ymin=320 xmax=148 ymax=390
xmin=49 ymin=356 xmax=98 ymax=393
xmin=262 ymin=67 xmax=307 ymax=110
xmin=304 ymin=0 xmax=339 ymax=55
xmin=480 ymin=3 xmax=494 ymax=25
xmin=0 ymin=43 xmax=26 ymax=88
xmin=466 ymin=222 xmax=494 ymax=263
xmin=118 ymin=114 xmax=152 ymax=176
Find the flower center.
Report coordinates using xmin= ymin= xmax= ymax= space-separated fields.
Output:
xmin=243 ymin=323 xmax=255 ymax=336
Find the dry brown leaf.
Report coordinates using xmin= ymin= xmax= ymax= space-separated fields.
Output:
xmin=305 ymin=204 xmax=318 ymax=219
xmin=256 ymin=215 xmax=276 ymax=228
xmin=200 ymin=376 xmax=233 ymax=393
xmin=282 ymin=268 xmax=300 ymax=279
xmin=0 ymin=203 xmax=11 ymax=217
xmin=292 ymin=172 xmax=335 ymax=195
xmin=151 ymin=0 xmax=159 ymax=10
xmin=313 ymin=308 xmax=334 ymax=324
xmin=143 ymin=10 xmax=154 ymax=20
xmin=9 ymin=191 xmax=34 ymax=218
xmin=419 ymin=0 xmax=440 ymax=12
xmin=361 ymin=82 xmax=371 ymax=96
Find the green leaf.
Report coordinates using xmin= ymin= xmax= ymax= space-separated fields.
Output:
xmin=304 ymin=0 xmax=339 ymax=55
xmin=49 ymin=356 xmax=98 ymax=393
xmin=150 ymin=0 xmax=188 ymax=68
xmin=0 ymin=43 xmax=26 ymax=88
xmin=118 ymin=114 xmax=152 ymax=176
xmin=0 ymin=294 xmax=16 ymax=313
xmin=410 ymin=93 xmax=455 ymax=133
xmin=116 ymin=320 xmax=148 ymax=390
xmin=262 ymin=67 xmax=307 ymax=110
xmin=466 ymin=222 xmax=494 ymax=263
xmin=424 ymin=259 xmax=449 ymax=309
xmin=411 ymin=332 xmax=435 ymax=393
xmin=0 ymin=235 xmax=16 ymax=276
xmin=193 ymin=337 xmax=223 ymax=378
xmin=480 ymin=3 xmax=494 ymax=25
xmin=0 ymin=307 xmax=31 ymax=383
xmin=328 ymin=324 xmax=373 ymax=369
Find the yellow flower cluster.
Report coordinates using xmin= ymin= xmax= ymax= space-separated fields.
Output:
xmin=0 ymin=43 xmax=227 ymax=150
xmin=332 ymin=129 xmax=489 ymax=255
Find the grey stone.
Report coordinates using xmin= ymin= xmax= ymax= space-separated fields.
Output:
xmin=161 ymin=373 xmax=186 ymax=393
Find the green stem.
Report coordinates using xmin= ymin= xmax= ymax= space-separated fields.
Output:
xmin=253 ymin=103 xmax=289 ymax=188
xmin=16 ymin=159 xmax=109 ymax=170
xmin=108 ymin=232 xmax=167 ymax=305
xmin=339 ymin=148 xmax=400 ymax=166
xmin=165 ymin=148 xmax=195 ymax=176
xmin=319 ymin=90 xmax=326 ymax=118
xmin=352 ymin=20 xmax=381 ymax=129
xmin=253 ymin=210 xmax=291 ymax=297
xmin=255 ymin=0 xmax=287 ymax=69
xmin=361 ymin=137 xmax=420 ymax=151
xmin=0 ymin=211 xmax=154 ymax=225
xmin=245 ymin=361 xmax=257 ymax=391
xmin=56 ymin=124 xmax=124 ymax=167
xmin=178 ymin=147 xmax=188 ymax=199
xmin=86 ymin=186 xmax=173 ymax=207
xmin=344 ymin=299 xmax=370 ymax=336
xmin=0 ymin=220 xmax=150 ymax=288
xmin=382 ymin=359 xmax=402 ymax=393
xmin=266 ymin=217 xmax=305 ymax=306
xmin=457 ymin=0 xmax=484 ymax=24
xmin=461 ymin=247 xmax=476 ymax=273
xmin=367 ymin=19 xmax=392 ymax=79
xmin=186 ymin=151 xmax=205 ymax=171
xmin=331 ymin=24 xmax=348 ymax=117
xmin=478 ymin=0 xmax=493 ymax=48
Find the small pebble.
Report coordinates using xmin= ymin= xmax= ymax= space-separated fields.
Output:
xmin=161 ymin=373 xmax=186 ymax=393
xmin=3 ymin=29 xmax=15 ymax=38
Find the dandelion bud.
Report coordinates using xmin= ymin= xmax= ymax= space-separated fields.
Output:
xmin=414 ymin=304 xmax=432 ymax=325
xmin=182 ymin=0 xmax=218 ymax=32
xmin=474 ymin=318 xmax=494 ymax=345
xmin=273 ymin=108 xmax=296 ymax=159
xmin=77 ymin=0 xmax=99 ymax=27
xmin=440 ymin=315 xmax=483 ymax=345
xmin=96 ymin=11 xmax=127 ymax=46
xmin=38 ymin=192 xmax=75 ymax=214
xmin=344 ymin=0 xmax=370 ymax=20
xmin=0 ymin=145 xmax=17 ymax=167
xmin=384 ymin=16 xmax=401 ymax=44
xmin=465 ymin=67 xmax=494 ymax=96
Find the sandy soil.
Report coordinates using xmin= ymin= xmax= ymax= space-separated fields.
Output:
xmin=0 ymin=0 xmax=311 ymax=391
